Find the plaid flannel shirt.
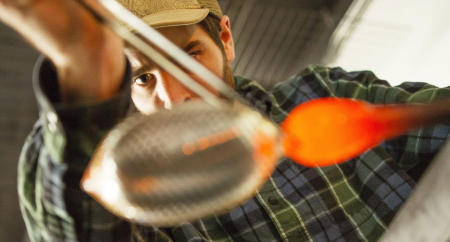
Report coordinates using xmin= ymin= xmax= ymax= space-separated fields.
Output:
xmin=19 ymin=57 xmax=450 ymax=242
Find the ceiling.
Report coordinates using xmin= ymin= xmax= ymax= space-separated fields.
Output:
xmin=325 ymin=0 xmax=450 ymax=87
xmin=220 ymin=0 xmax=353 ymax=87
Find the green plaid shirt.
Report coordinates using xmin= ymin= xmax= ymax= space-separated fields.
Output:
xmin=19 ymin=57 xmax=450 ymax=242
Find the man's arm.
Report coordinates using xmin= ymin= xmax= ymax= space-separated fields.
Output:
xmin=0 ymin=0 xmax=140 ymax=240
xmin=317 ymin=66 xmax=450 ymax=177
xmin=0 ymin=0 xmax=125 ymax=102
xmin=272 ymin=65 xmax=450 ymax=179
xmin=18 ymin=56 xmax=140 ymax=241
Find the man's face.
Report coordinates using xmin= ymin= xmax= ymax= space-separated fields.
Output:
xmin=126 ymin=16 xmax=235 ymax=114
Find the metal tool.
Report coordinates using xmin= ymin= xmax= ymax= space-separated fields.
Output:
xmin=79 ymin=0 xmax=450 ymax=227
xmin=82 ymin=100 xmax=280 ymax=226
xmin=78 ymin=0 xmax=244 ymax=106
xmin=78 ymin=0 xmax=283 ymax=226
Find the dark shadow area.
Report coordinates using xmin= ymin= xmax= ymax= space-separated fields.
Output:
xmin=0 ymin=23 xmax=38 ymax=242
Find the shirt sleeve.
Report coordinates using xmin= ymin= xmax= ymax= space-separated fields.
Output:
xmin=18 ymin=56 xmax=136 ymax=241
xmin=270 ymin=65 xmax=450 ymax=180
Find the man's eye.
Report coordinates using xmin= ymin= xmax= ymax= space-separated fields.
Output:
xmin=189 ymin=51 xmax=202 ymax=58
xmin=134 ymin=73 xmax=156 ymax=86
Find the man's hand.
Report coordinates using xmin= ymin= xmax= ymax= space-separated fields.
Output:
xmin=0 ymin=0 xmax=125 ymax=102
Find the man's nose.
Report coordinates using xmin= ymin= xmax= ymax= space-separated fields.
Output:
xmin=158 ymin=71 xmax=196 ymax=108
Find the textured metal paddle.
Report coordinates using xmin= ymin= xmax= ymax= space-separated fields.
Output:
xmin=82 ymin=100 xmax=279 ymax=226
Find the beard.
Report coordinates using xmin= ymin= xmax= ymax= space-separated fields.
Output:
xmin=222 ymin=59 xmax=235 ymax=88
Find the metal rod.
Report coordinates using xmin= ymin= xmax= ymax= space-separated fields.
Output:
xmin=111 ymin=20 xmax=224 ymax=107
xmin=82 ymin=0 xmax=245 ymax=106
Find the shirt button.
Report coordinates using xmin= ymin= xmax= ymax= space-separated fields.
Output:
xmin=268 ymin=197 xmax=279 ymax=205
xmin=48 ymin=123 xmax=57 ymax=132
xmin=47 ymin=112 xmax=58 ymax=132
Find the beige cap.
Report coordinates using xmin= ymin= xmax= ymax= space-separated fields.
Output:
xmin=117 ymin=0 xmax=223 ymax=28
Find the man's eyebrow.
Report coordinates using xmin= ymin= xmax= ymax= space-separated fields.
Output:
xmin=183 ymin=41 xmax=202 ymax=52
xmin=131 ymin=41 xmax=202 ymax=77
xmin=133 ymin=66 xmax=149 ymax=78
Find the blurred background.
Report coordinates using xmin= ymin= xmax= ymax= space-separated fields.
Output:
xmin=0 ymin=0 xmax=449 ymax=241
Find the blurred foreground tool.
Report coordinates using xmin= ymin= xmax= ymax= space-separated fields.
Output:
xmin=78 ymin=0 xmax=450 ymax=228
xmin=82 ymin=97 xmax=450 ymax=226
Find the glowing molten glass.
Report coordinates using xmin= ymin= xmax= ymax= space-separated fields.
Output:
xmin=281 ymin=98 xmax=425 ymax=167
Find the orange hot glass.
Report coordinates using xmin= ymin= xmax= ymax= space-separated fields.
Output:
xmin=280 ymin=97 xmax=449 ymax=167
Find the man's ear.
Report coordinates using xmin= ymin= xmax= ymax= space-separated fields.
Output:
xmin=219 ymin=15 xmax=235 ymax=63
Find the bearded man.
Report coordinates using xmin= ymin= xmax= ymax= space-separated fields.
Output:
xmin=0 ymin=0 xmax=448 ymax=241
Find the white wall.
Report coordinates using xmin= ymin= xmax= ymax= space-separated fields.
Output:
xmin=326 ymin=0 xmax=450 ymax=87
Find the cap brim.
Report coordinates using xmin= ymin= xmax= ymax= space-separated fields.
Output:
xmin=141 ymin=9 xmax=209 ymax=29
